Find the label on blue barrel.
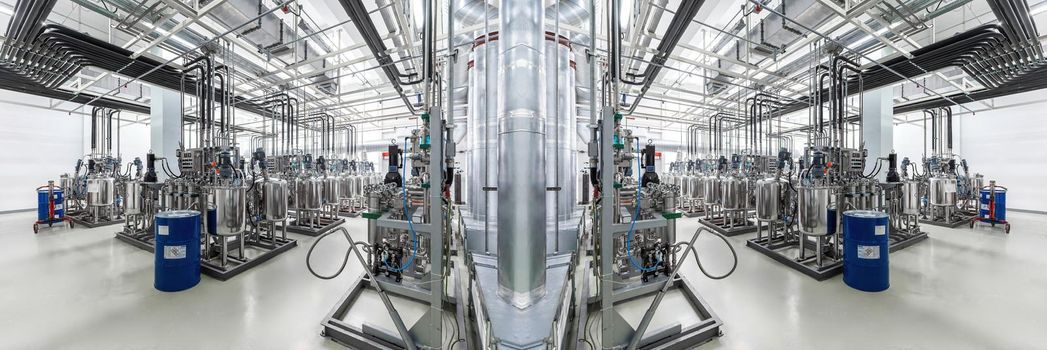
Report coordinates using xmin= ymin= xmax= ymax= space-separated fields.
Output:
xmin=858 ymin=245 xmax=880 ymax=259
xmin=875 ymin=225 xmax=886 ymax=236
xmin=164 ymin=245 xmax=187 ymax=259
xmin=54 ymin=204 xmax=63 ymax=210
xmin=158 ymin=225 xmax=169 ymax=236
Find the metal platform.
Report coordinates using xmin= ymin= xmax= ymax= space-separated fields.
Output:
xmin=116 ymin=229 xmax=296 ymax=281
xmin=919 ymin=215 xmax=975 ymax=228
xmin=200 ymin=235 xmax=297 ymax=281
xmin=698 ymin=214 xmax=761 ymax=237
xmin=114 ymin=229 xmax=155 ymax=252
xmin=320 ymin=270 xmax=462 ymax=349
xmin=596 ymin=276 xmax=723 ymax=349
xmin=283 ymin=215 xmax=345 ymax=236
xmin=746 ymin=230 xmax=929 ymax=281
xmin=337 ymin=208 xmax=361 ymax=218
xmin=70 ymin=215 xmax=123 ymax=228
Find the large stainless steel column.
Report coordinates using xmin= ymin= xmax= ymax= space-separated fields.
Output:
xmin=497 ymin=0 xmax=547 ymax=309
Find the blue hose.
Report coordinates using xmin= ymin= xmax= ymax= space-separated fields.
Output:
xmin=382 ymin=138 xmax=418 ymax=272
xmin=626 ymin=141 xmax=660 ymax=272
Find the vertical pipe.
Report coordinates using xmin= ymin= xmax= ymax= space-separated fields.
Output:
xmin=496 ymin=0 xmax=547 ymax=309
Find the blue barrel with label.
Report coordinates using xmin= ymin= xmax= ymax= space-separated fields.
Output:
xmin=155 ymin=210 xmax=201 ymax=292
xmin=843 ymin=210 xmax=890 ymax=292
xmin=36 ymin=188 xmax=64 ymax=221
xmin=979 ymin=188 xmax=1007 ymax=221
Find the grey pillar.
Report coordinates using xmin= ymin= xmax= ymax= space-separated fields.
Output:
xmin=151 ymin=86 xmax=181 ymax=181
xmin=862 ymin=86 xmax=893 ymax=182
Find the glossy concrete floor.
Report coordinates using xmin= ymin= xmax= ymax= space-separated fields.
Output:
xmin=2 ymin=210 xmax=1046 ymax=349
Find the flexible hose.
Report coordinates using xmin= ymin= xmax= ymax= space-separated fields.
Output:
xmin=305 ymin=225 xmax=371 ymax=280
xmin=672 ymin=226 xmax=738 ymax=280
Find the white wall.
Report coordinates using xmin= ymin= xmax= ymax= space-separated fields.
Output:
xmin=0 ymin=93 xmax=85 ymax=212
xmin=0 ymin=91 xmax=150 ymax=212
xmin=894 ymin=91 xmax=1047 ymax=212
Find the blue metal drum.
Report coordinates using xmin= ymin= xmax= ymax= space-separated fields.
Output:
xmin=843 ymin=210 xmax=890 ymax=292
xmin=207 ymin=207 xmax=217 ymax=235
xmin=154 ymin=210 xmax=201 ymax=292
xmin=979 ymin=188 xmax=1007 ymax=221
xmin=36 ymin=189 xmax=64 ymax=221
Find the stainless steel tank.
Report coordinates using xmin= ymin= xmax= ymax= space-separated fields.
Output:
xmin=260 ymin=178 xmax=288 ymax=221
xmin=322 ymin=176 xmax=340 ymax=204
xmin=351 ymin=175 xmax=363 ymax=198
xmin=755 ymin=178 xmax=787 ymax=222
xmin=929 ymin=176 xmax=957 ymax=206
xmin=901 ymin=181 xmax=920 ymax=215
xmin=212 ymin=185 xmax=247 ymax=235
xmin=59 ymin=174 xmax=74 ymax=194
xmin=295 ymin=176 xmax=323 ymax=210
xmin=702 ymin=175 xmax=720 ymax=205
xmin=338 ymin=174 xmax=353 ymax=200
xmin=679 ymin=175 xmax=690 ymax=198
xmin=721 ymin=176 xmax=747 ymax=210
xmin=689 ymin=175 xmax=702 ymax=200
xmin=124 ymin=181 xmax=141 ymax=215
xmin=86 ymin=177 xmax=115 ymax=207
xmin=798 ymin=186 xmax=834 ymax=236
xmin=971 ymin=174 xmax=984 ymax=197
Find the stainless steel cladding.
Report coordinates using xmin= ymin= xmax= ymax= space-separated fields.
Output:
xmin=545 ymin=33 xmax=577 ymax=221
xmin=929 ymin=176 xmax=957 ymax=206
xmin=322 ymin=176 xmax=340 ymax=204
xmin=86 ymin=177 xmax=115 ymax=206
xmin=496 ymin=0 xmax=547 ymax=309
xmin=901 ymin=181 xmax=920 ymax=215
xmin=466 ymin=30 xmax=500 ymax=222
xmin=124 ymin=181 xmax=142 ymax=215
xmin=212 ymin=185 xmax=247 ymax=235
xmin=798 ymin=186 xmax=834 ymax=235
xmin=702 ymin=175 xmax=720 ymax=205
xmin=260 ymin=178 xmax=288 ymax=221
xmin=755 ymin=178 xmax=787 ymax=222
xmin=295 ymin=177 xmax=323 ymax=210
xmin=721 ymin=176 xmax=748 ymax=210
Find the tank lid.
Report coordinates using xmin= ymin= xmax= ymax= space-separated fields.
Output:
xmin=157 ymin=210 xmax=201 ymax=218
xmin=843 ymin=210 xmax=888 ymax=219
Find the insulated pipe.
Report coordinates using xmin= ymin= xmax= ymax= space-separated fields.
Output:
xmin=496 ymin=0 xmax=547 ymax=309
xmin=942 ymin=106 xmax=953 ymax=153
xmin=90 ymin=106 xmax=100 ymax=154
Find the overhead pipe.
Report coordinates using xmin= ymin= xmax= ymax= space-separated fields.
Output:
xmin=337 ymin=0 xmax=423 ymax=115
xmin=617 ymin=0 xmax=706 ymax=115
